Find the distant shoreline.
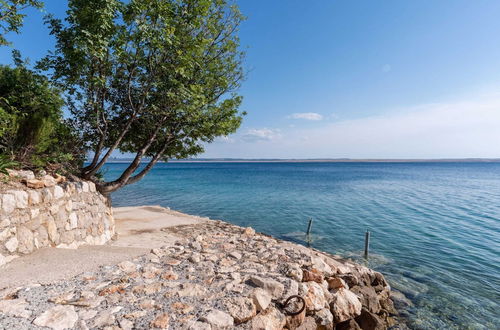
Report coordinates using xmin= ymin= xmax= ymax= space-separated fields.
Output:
xmin=104 ymin=158 xmax=500 ymax=163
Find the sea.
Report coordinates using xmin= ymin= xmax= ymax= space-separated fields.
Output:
xmin=105 ymin=161 xmax=500 ymax=329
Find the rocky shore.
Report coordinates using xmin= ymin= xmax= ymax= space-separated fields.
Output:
xmin=0 ymin=211 xmax=403 ymax=330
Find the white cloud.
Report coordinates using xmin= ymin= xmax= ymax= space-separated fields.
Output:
xmin=288 ymin=112 xmax=324 ymax=121
xmin=204 ymin=93 xmax=500 ymax=159
xmin=240 ymin=128 xmax=281 ymax=142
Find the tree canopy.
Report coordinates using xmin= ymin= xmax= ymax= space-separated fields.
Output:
xmin=43 ymin=0 xmax=246 ymax=194
xmin=0 ymin=0 xmax=43 ymax=46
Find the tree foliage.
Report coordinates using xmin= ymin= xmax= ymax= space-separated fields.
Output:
xmin=0 ymin=63 xmax=84 ymax=171
xmin=0 ymin=0 xmax=43 ymax=46
xmin=43 ymin=0 xmax=246 ymax=194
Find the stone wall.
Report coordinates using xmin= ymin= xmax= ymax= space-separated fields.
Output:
xmin=0 ymin=174 xmax=114 ymax=266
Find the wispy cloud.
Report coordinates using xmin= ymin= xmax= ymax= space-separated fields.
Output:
xmin=287 ymin=112 xmax=323 ymax=121
xmin=241 ymin=128 xmax=281 ymax=142
xmin=204 ymin=93 xmax=500 ymax=158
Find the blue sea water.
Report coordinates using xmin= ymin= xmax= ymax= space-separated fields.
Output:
xmin=105 ymin=162 xmax=500 ymax=329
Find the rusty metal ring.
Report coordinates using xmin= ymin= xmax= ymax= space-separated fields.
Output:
xmin=282 ymin=295 xmax=306 ymax=316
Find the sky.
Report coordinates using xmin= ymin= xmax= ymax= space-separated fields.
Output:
xmin=2 ymin=0 xmax=500 ymax=159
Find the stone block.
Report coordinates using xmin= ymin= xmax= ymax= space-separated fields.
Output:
xmin=16 ymin=225 xmax=34 ymax=254
xmin=28 ymin=191 xmax=40 ymax=205
xmin=2 ymin=194 xmax=16 ymax=214
xmin=53 ymin=186 xmax=64 ymax=199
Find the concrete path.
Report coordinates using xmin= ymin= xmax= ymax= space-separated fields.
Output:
xmin=0 ymin=205 xmax=206 ymax=290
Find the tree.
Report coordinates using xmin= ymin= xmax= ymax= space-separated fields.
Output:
xmin=0 ymin=62 xmax=84 ymax=171
xmin=43 ymin=0 xmax=245 ymax=194
xmin=0 ymin=0 xmax=43 ymax=46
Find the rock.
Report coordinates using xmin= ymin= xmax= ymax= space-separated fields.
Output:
xmin=302 ymin=268 xmax=323 ymax=283
xmin=300 ymin=281 xmax=329 ymax=312
xmin=171 ymin=302 xmax=194 ymax=314
xmin=330 ymin=288 xmax=362 ymax=323
xmin=187 ymin=321 xmax=212 ymax=329
xmin=177 ymin=283 xmax=206 ymax=297
xmin=8 ymin=190 xmax=28 ymax=208
xmin=351 ymin=285 xmax=381 ymax=314
xmin=4 ymin=237 xmax=18 ymax=253
xmin=118 ymin=318 xmax=134 ymax=330
xmin=285 ymin=263 xmax=303 ymax=282
xmin=161 ymin=270 xmax=179 ymax=280
xmin=201 ymin=310 xmax=234 ymax=328
xmin=314 ymin=308 xmax=334 ymax=330
xmin=2 ymin=194 xmax=16 ymax=214
xmin=189 ymin=253 xmax=202 ymax=263
xmin=26 ymin=179 xmax=45 ymax=189
xmin=150 ymin=312 xmax=170 ymax=329
xmin=249 ymin=276 xmax=285 ymax=299
xmin=311 ymin=256 xmax=333 ymax=275
xmin=295 ymin=316 xmax=317 ymax=330
xmin=354 ymin=308 xmax=385 ymax=330
xmin=336 ymin=319 xmax=362 ymax=330
xmin=250 ymin=287 xmax=272 ymax=311
xmin=43 ymin=175 xmax=57 ymax=187
xmin=9 ymin=169 xmax=35 ymax=180
xmin=243 ymin=227 xmax=255 ymax=237
xmin=54 ymin=174 xmax=66 ymax=183
xmin=47 ymin=218 xmax=59 ymax=243
xmin=16 ymin=225 xmax=34 ymax=254
xmin=327 ymin=277 xmax=348 ymax=290
xmin=118 ymin=260 xmax=137 ymax=273
xmin=250 ymin=306 xmax=286 ymax=330
xmin=53 ymin=186 xmax=65 ymax=199
xmin=223 ymin=296 xmax=256 ymax=324
xmin=0 ymin=299 xmax=32 ymax=318
xmin=34 ymin=305 xmax=79 ymax=330
xmin=93 ymin=310 xmax=116 ymax=327
xmin=229 ymin=251 xmax=242 ymax=259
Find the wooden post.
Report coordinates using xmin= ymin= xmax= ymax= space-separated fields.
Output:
xmin=364 ymin=230 xmax=370 ymax=259
xmin=306 ymin=218 xmax=313 ymax=236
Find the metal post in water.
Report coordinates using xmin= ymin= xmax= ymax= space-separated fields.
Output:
xmin=364 ymin=230 xmax=370 ymax=259
xmin=306 ymin=218 xmax=313 ymax=236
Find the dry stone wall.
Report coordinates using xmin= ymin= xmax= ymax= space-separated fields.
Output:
xmin=0 ymin=172 xmax=114 ymax=266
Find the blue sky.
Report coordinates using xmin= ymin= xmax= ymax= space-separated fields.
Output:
xmin=2 ymin=1 xmax=500 ymax=158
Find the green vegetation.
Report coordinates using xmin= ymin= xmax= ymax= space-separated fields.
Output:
xmin=0 ymin=0 xmax=44 ymax=46
xmin=0 ymin=62 xmax=84 ymax=172
xmin=0 ymin=0 xmax=245 ymax=194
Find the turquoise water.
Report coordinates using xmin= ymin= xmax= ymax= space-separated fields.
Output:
xmin=105 ymin=162 xmax=500 ymax=329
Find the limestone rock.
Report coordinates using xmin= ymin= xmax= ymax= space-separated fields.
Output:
xmin=16 ymin=225 xmax=34 ymax=254
xmin=327 ymin=277 xmax=348 ymax=290
xmin=285 ymin=263 xmax=303 ymax=282
xmin=177 ymin=283 xmax=206 ymax=297
xmin=314 ymin=308 xmax=334 ymax=330
xmin=187 ymin=321 xmax=212 ymax=329
xmin=336 ymin=319 xmax=362 ymax=330
xmin=223 ymin=296 xmax=256 ymax=324
xmin=250 ymin=287 xmax=272 ymax=311
xmin=355 ymin=308 xmax=385 ymax=330
xmin=351 ymin=285 xmax=381 ymax=314
xmin=8 ymin=190 xmax=28 ymax=209
xmin=295 ymin=316 xmax=317 ymax=330
xmin=243 ymin=227 xmax=255 ymax=237
xmin=302 ymin=268 xmax=323 ymax=283
xmin=300 ymin=281 xmax=329 ymax=312
xmin=150 ymin=312 xmax=170 ymax=329
xmin=2 ymin=194 xmax=15 ymax=214
xmin=249 ymin=276 xmax=285 ymax=299
xmin=250 ymin=306 xmax=286 ymax=330
xmin=118 ymin=260 xmax=137 ymax=273
xmin=43 ymin=175 xmax=57 ymax=187
xmin=330 ymin=288 xmax=362 ymax=323
xmin=26 ymin=179 xmax=45 ymax=189
xmin=4 ymin=236 xmax=18 ymax=253
xmin=0 ymin=298 xmax=32 ymax=318
xmin=34 ymin=305 xmax=79 ymax=330
xmin=311 ymin=256 xmax=333 ymax=276
xmin=201 ymin=310 xmax=234 ymax=328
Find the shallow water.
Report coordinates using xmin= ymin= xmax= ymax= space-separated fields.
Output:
xmin=106 ymin=162 xmax=500 ymax=329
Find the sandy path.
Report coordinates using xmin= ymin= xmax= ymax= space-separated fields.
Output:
xmin=0 ymin=205 xmax=206 ymax=289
